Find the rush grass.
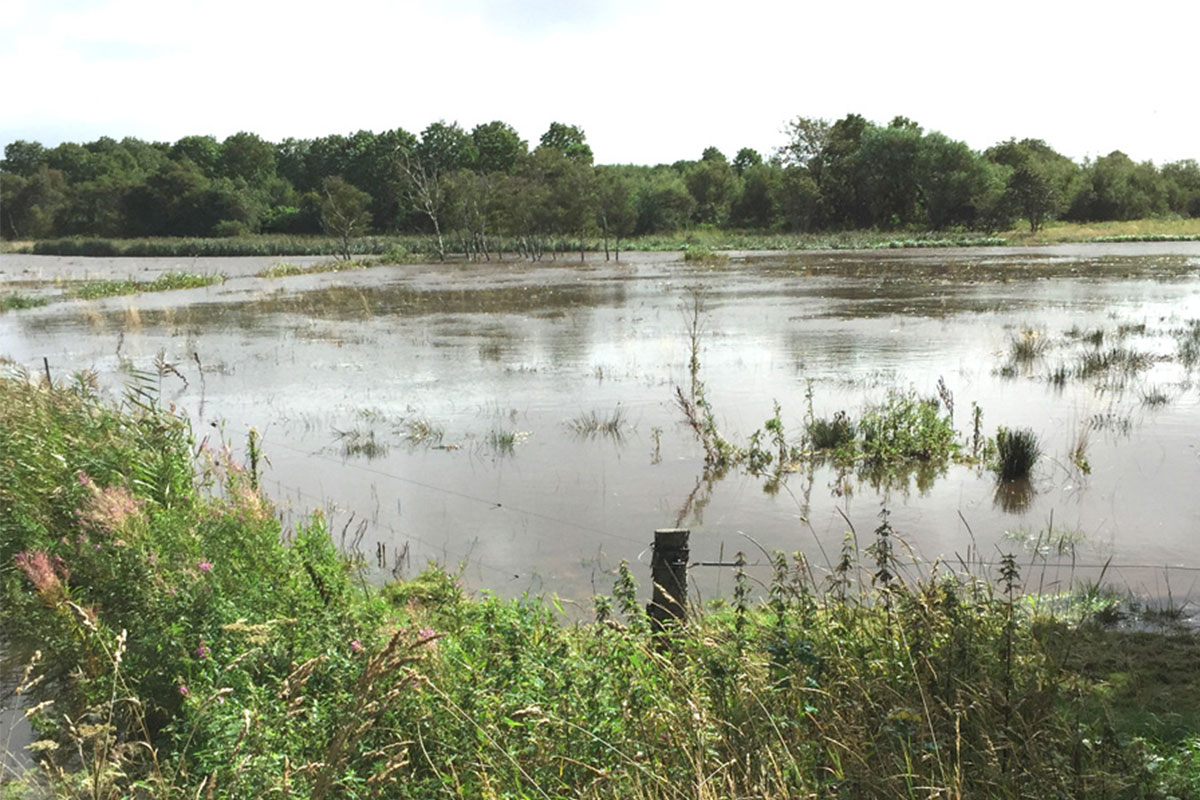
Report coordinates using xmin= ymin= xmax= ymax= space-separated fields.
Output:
xmin=3 ymin=374 xmax=1200 ymax=799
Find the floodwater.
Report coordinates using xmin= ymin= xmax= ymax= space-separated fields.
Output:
xmin=2 ymin=243 xmax=1200 ymax=611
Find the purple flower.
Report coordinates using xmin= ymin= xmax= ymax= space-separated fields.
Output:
xmin=178 ymin=685 xmax=190 ymax=698
xmin=197 ymin=560 xmax=213 ymax=573
xmin=195 ymin=643 xmax=210 ymax=660
xmin=350 ymin=639 xmax=364 ymax=653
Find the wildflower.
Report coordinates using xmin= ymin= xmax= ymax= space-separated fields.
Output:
xmin=178 ymin=685 xmax=190 ymax=698
xmin=350 ymin=639 xmax=364 ymax=653
xmin=14 ymin=551 xmax=64 ymax=603
xmin=198 ymin=560 xmax=213 ymax=573
xmin=195 ymin=641 xmax=210 ymax=660
xmin=77 ymin=482 xmax=144 ymax=533
xmin=417 ymin=627 xmax=438 ymax=652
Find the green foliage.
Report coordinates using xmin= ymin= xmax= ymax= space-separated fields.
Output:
xmin=67 ymin=271 xmax=223 ymax=300
xmin=807 ymin=410 xmax=856 ymax=451
xmin=0 ymin=293 xmax=49 ymax=312
xmin=538 ymin=121 xmax=593 ymax=164
xmin=858 ymin=390 xmax=958 ymax=464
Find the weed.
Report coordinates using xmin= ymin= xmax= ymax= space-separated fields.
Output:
xmin=858 ymin=390 xmax=957 ymax=464
xmin=807 ymin=410 xmax=855 ymax=451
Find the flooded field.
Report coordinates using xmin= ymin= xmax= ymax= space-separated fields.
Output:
xmin=3 ymin=243 xmax=1200 ymax=606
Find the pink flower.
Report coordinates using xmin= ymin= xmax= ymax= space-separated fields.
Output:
xmin=14 ymin=551 xmax=64 ymax=601
xmin=195 ymin=641 xmax=210 ymax=659
xmin=350 ymin=640 xmax=364 ymax=653
xmin=178 ymin=685 xmax=190 ymax=698
xmin=197 ymin=561 xmax=213 ymax=573
xmin=417 ymin=627 xmax=438 ymax=652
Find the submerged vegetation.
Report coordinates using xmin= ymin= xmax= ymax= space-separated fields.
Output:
xmin=0 ymin=292 xmax=48 ymax=312
xmin=567 ymin=406 xmax=629 ymax=439
xmin=3 ymin=373 xmax=1200 ymax=799
xmin=65 ymin=270 xmax=224 ymax=300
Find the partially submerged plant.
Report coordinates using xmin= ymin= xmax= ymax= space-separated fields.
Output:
xmin=994 ymin=426 xmax=1040 ymax=481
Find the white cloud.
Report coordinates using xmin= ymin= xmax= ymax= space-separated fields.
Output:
xmin=3 ymin=0 xmax=1198 ymax=165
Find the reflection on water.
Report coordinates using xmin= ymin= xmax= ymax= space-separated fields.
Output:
xmin=993 ymin=479 xmax=1036 ymax=514
xmin=2 ymin=243 xmax=1200 ymax=607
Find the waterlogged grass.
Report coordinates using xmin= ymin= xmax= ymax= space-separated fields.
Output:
xmin=1177 ymin=319 xmax=1200 ymax=368
xmin=3 ymin=377 xmax=1200 ymax=798
xmin=334 ymin=427 xmax=389 ymax=460
xmin=1009 ymin=327 xmax=1049 ymax=363
xmin=1074 ymin=345 xmax=1154 ymax=380
xmin=67 ymin=271 xmax=224 ymax=300
xmin=0 ymin=292 xmax=49 ymax=312
xmin=256 ymin=250 xmax=416 ymax=278
xmin=567 ymin=406 xmax=629 ymax=439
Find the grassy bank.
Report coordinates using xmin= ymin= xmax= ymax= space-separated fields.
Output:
xmin=1005 ymin=217 xmax=1200 ymax=245
xmin=7 ymin=219 xmax=1200 ymax=260
xmin=2 ymin=373 xmax=1200 ymax=799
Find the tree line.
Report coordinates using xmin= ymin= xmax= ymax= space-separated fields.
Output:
xmin=3 ymin=115 xmax=1199 ymax=252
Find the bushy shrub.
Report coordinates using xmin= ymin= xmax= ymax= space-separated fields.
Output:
xmin=858 ymin=390 xmax=957 ymax=463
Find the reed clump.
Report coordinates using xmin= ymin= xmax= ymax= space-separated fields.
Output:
xmin=995 ymin=425 xmax=1041 ymax=480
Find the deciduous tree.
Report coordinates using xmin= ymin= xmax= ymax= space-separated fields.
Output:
xmin=319 ymin=176 xmax=372 ymax=260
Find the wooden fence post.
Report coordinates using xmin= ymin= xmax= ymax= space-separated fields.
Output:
xmin=648 ymin=528 xmax=689 ymax=629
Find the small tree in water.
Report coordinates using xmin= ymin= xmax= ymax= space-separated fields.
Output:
xmin=319 ymin=176 xmax=372 ymax=260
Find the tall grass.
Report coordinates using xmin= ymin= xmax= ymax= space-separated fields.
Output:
xmin=3 ymin=374 xmax=1200 ymax=799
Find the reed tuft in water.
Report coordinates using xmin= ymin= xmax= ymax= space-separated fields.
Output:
xmin=994 ymin=425 xmax=1041 ymax=480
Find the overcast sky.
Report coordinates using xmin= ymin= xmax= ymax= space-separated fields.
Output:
xmin=3 ymin=0 xmax=1198 ymax=166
